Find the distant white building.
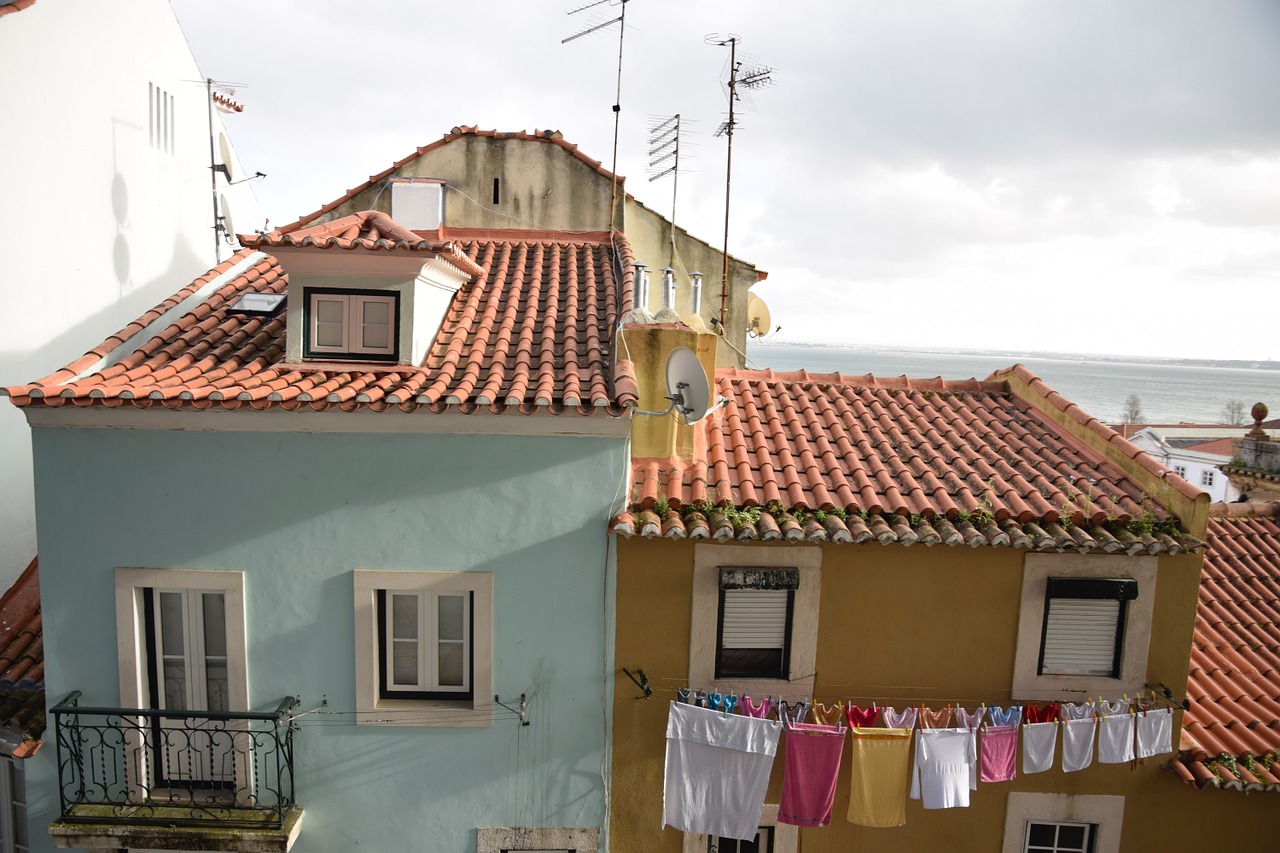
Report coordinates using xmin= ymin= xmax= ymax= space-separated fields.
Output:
xmin=0 ymin=0 xmax=262 ymax=588
xmin=1125 ymin=425 xmax=1243 ymax=503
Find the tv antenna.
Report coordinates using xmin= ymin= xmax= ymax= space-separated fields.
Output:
xmin=705 ymin=34 xmax=774 ymax=332
xmin=647 ymin=113 xmax=692 ymax=262
xmin=563 ymin=0 xmax=637 ymax=234
xmin=201 ymin=77 xmax=248 ymax=263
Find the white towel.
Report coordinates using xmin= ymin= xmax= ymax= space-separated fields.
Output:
xmin=1061 ymin=717 xmax=1096 ymax=772
xmin=662 ymin=701 xmax=782 ymax=840
xmin=1021 ymin=721 xmax=1058 ymax=774
xmin=1097 ymin=713 xmax=1135 ymax=763
xmin=1135 ymin=708 xmax=1174 ymax=758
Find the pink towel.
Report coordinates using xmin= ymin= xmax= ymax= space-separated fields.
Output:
xmin=979 ymin=725 xmax=1017 ymax=782
xmin=778 ymin=723 xmax=846 ymax=827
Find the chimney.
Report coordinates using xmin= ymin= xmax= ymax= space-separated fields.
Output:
xmin=655 ymin=267 xmax=681 ymax=323
xmin=624 ymin=322 xmax=718 ymax=462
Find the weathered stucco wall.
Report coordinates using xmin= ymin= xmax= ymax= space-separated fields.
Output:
xmin=28 ymin=426 xmax=625 ymax=853
xmin=610 ymin=538 xmax=1228 ymax=852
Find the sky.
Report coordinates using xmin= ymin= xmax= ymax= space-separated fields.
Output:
xmin=170 ymin=0 xmax=1280 ymax=362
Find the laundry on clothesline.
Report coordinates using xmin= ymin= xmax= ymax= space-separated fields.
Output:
xmin=847 ymin=727 xmax=913 ymax=828
xmin=779 ymin=723 xmax=846 ymax=827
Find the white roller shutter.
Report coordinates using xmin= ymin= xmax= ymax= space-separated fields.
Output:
xmin=1040 ymin=598 xmax=1121 ymax=676
xmin=721 ymin=589 xmax=789 ymax=649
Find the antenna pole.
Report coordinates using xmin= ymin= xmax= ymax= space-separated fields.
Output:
xmin=719 ymin=37 xmax=737 ymax=331
xmin=608 ymin=0 xmax=627 ymax=234
xmin=206 ymin=77 xmax=222 ymax=264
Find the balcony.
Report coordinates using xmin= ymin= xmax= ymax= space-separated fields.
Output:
xmin=47 ymin=692 xmax=304 ymax=852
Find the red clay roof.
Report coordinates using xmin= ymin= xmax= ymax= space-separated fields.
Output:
xmin=1183 ymin=437 xmax=1236 ymax=457
xmin=1172 ymin=502 xmax=1280 ymax=792
xmin=278 ymin=126 xmax=624 ymax=235
xmin=612 ymin=367 xmax=1197 ymax=554
xmin=0 ymin=558 xmax=44 ymax=751
xmin=5 ymin=214 xmax=638 ymax=416
xmin=0 ymin=0 xmax=37 ymax=18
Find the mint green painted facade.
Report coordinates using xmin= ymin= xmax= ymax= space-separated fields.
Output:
xmin=27 ymin=424 xmax=625 ymax=853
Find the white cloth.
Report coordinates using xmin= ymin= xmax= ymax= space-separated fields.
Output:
xmin=1061 ymin=717 xmax=1096 ymax=772
xmin=909 ymin=728 xmax=977 ymax=809
xmin=662 ymin=700 xmax=781 ymax=841
xmin=1062 ymin=700 xmax=1096 ymax=721
xmin=1098 ymin=712 xmax=1135 ymax=763
xmin=1136 ymin=708 xmax=1174 ymax=758
xmin=1022 ymin=721 xmax=1058 ymax=774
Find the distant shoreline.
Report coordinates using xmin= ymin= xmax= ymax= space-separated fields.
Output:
xmin=751 ymin=341 xmax=1280 ymax=372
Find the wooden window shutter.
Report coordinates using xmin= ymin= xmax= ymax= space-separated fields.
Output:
xmin=1038 ymin=578 xmax=1137 ymax=677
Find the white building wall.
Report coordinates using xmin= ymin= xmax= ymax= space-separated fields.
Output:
xmin=0 ymin=0 xmax=262 ymax=588
xmin=1129 ymin=432 xmax=1240 ymax=503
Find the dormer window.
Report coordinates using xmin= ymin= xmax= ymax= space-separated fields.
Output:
xmin=305 ymin=289 xmax=400 ymax=361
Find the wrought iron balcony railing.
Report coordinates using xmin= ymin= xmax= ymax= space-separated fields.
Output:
xmin=51 ymin=692 xmax=299 ymax=829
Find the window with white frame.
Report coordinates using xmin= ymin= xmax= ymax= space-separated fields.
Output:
xmin=1172 ymin=464 xmax=1187 ymax=479
xmin=1024 ymin=820 xmax=1095 ymax=853
xmin=354 ymin=571 xmax=492 ymax=727
xmin=716 ymin=570 xmax=796 ymax=680
xmin=690 ymin=545 xmax=820 ymax=695
xmin=1001 ymin=793 xmax=1122 ymax=853
xmin=1201 ymin=469 xmax=1215 ymax=488
xmin=377 ymin=589 xmax=472 ymax=699
xmin=1012 ymin=554 xmax=1156 ymax=700
xmin=305 ymin=290 xmax=398 ymax=360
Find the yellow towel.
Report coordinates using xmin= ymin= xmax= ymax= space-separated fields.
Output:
xmin=847 ymin=727 xmax=912 ymax=827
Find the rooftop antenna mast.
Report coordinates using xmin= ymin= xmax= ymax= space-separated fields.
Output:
xmin=706 ymin=34 xmax=773 ymax=331
xmin=647 ymin=113 xmax=687 ymax=263
xmin=563 ymin=0 xmax=636 ymax=234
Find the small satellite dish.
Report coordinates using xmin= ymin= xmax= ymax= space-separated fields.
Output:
xmin=665 ymin=346 xmax=712 ymax=426
xmin=217 ymin=132 xmax=239 ymax=183
xmin=219 ymin=194 xmax=236 ymax=245
xmin=746 ymin=293 xmax=772 ymax=337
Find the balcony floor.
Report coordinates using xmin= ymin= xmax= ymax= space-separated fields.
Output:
xmin=50 ymin=805 xmax=304 ymax=852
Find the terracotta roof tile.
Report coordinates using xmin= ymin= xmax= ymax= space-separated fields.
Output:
xmin=613 ymin=368 xmax=1198 ymax=554
xmin=5 ymin=215 xmax=638 ymax=417
xmin=1171 ymin=502 xmax=1280 ymax=792
xmin=0 ymin=0 xmax=36 ymax=18
xmin=0 ymin=558 xmax=44 ymax=750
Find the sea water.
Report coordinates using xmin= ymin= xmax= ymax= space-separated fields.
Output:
xmin=746 ymin=343 xmax=1280 ymax=427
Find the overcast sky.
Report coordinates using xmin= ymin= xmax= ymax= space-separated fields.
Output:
xmin=171 ymin=0 xmax=1280 ymax=361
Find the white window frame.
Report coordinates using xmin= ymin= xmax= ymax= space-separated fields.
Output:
xmin=115 ymin=569 xmax=248 ymax=714
xmin=152 ymin=588 xmax=231 ymax=713
xmin=306 ymin=290 xmax=398 ymax=358
xmin=690 ymin=545 xmax=820 ymax=696
xmin=680 ymin=804 xmax=796 ymax=853
xmin=1012 ymin=554 xmax=1156 ymax=701
xmin=1172 ymin=464 xmax=1187 ymax=479
xmin=1201 ymin=469 xmax=1215 ymax=488
xmin=1001 ymin=793 xmax=1123 ymax=853
xmin=379 ymin=589 xmax=472 ymax=698
xmin=354 ymin=570 xmax=492 ymax=727
xmin=1023 ymin=819 xmax=1095 ymax=853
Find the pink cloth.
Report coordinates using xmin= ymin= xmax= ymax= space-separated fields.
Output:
xmin=778 ymin=723 xmax=846 ymax=827
xmin=979 ymin=725 xmax=1017 ymax=782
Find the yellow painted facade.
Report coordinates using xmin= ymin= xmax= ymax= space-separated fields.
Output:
xmin=609 ymin=536 xmax=1275 ymax=851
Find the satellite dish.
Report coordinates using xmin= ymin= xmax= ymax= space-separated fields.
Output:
xmin=665 ymin=346 xmax=712 ymax=425
xmin=746 ymin=293 xmax=772 ymax=337
xmin=217 ymin=132 xmax=239 ymax=183
xmin=219 ymin=193 xmax=236 ymax=245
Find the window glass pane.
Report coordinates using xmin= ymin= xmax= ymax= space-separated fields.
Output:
xmin=392 ymin=640 xmax=418 ymax=685
xmin=314 ymin=298 xmax=346 ymax=348
xmin=361 ymin=300 xmax=391 ymax=349
xmin=159 ymin=592 xmax=185 ymax=656
xmin=204 ymin=661 xmax=229 ymax=713
xmin=438 ymin=641 xmax=465 ymax=687
xmin=202 ymin=593 xmax=227 ymax=657
xmin=316 ymin=300 xmax=345 ymax=323
xmin=392 ymin=594 xmax=419 ymax=639
xmin=438 ymin=595 xmax=465 ymax=642
xmin=1058 ymin=825 xmax=1085 ymax=847
xmin=163 ymin=661 xmax=188 ymax=710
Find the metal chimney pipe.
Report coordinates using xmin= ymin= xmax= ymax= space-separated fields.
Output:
xmin=632 ymin=262 xmax=649 ymax=309
xmin=661 ymin=267 xmax=676 ymax=310
xmin=690 ymin=271 xmax=704 ymax=316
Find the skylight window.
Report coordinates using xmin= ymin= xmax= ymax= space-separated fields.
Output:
xmin=227 ymin=292 xmax=286 ymax=317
